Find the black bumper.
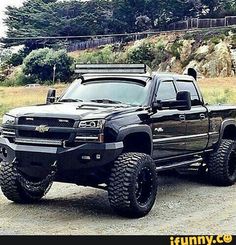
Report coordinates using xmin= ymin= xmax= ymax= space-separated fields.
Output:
xmin=0 ymin=137 xmax=123 ymax=178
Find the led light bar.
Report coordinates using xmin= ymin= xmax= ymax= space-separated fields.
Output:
xmin=75 ymin=64 xmax=148 ymax=74
xmin=15 ymin=138 xmax=63 ymax=146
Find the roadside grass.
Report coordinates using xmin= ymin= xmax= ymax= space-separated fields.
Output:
xmin=0 ymin=77 xmax=236 ymax=119
xmin=0 ymin=84 xmax=67 ymax=119
xmin=198 ymin=77 xmax=236 ymax=105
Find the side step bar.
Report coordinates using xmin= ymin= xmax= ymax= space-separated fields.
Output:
xmin=156 ymin=157 xmax=203 ymax=172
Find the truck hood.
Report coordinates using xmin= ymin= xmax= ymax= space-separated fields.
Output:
xmin=7 ymin=102 xmax=139 ymax=120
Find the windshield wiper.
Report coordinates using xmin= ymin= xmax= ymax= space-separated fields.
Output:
xmin=90 ymin=99 xmax=122 ymax=104
xmin=59 ymin=98 xmax=83 ymax=103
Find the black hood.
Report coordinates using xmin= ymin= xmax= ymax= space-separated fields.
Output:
xmin=7 ymin=102 xmax=140 ymax=120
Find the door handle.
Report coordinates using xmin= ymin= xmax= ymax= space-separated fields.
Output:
xmin=179 ymin=115 xmax=186 ymax=121
xmin=200 ymin=113 xmax=206 ymax=120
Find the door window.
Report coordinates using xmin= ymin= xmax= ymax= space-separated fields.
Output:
xmin=156 ymin=81 xmax=176 ymax=101
xmin=176 ymin=80 xmax=201 ymax=106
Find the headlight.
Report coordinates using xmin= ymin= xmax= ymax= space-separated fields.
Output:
xmin=77 ymin=119 xmax=105 ymax=143
xmin=78 ymin=119 xmax=105 ymax=129
xmin=2 ymin=114 xmax=15 ymax=125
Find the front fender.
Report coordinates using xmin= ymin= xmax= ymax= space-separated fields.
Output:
xmin=219 ymin=119 xmax=236 ymax=140
xmin=116 ymin=124 xmax=153 ymax=155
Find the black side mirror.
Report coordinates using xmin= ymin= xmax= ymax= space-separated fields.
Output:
xmin=152 ymin=100 xmax=162 ymax=113
xmin=46 ymin=88 xmax=56 ymax=104
xmin=175 ymin=91 xmax=191 ymax=110
xmin=159 ymin=91 xmax=191 ymax=111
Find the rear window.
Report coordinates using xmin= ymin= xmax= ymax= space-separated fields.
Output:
xmin=176 ymin=80 xmax=201 ymax=106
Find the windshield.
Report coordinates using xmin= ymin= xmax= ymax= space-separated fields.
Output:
xmin=60 ymin=79 xmax=151 ymax=106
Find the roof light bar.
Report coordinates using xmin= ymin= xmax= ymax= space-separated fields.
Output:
xmin=75 ymin=64 xmax=148 ymax=74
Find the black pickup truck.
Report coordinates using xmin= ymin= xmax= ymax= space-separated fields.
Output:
xmin=0 ymin=64 xmax=236 ymax=218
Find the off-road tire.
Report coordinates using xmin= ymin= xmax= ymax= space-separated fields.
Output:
xmin=208 ymin=139 xmax=236 ymax=186
xmin=108 ymin=153 xmax=158 ymax=218
xmin=0 ymin=161 xmax=51 ymax=203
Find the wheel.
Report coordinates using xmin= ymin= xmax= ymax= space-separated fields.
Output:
xmin=207 ymin=139 xmax=236 ymax=186
xmin=108 ymin=152 xmax=158 ymax=218
xmin=0 ymin=161 xmax=52 ymax=203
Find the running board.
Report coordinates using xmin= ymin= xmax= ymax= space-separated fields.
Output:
xmin=156 ymin=157 xmax=203 ymax=172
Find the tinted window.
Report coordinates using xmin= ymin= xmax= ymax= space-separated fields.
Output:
xmin=176 ymin=81 xmax=201 ymax=105
xmin=157 ymin=81 xmax=176 ymax=101
xmin=60 ymin=79 xmax=151 ymax=106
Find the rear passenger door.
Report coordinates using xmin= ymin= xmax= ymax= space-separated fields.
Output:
xmin=175 ymin=80 xmax=209 ymax=152
xmin=151 ymin=80 xmax=187 ymax=159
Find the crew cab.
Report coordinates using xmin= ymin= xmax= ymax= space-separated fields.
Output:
xmin=0 ymin=64 xmax=236 ymax=218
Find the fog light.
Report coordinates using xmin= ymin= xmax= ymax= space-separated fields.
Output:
xmin=81 ymin=155 xmax=91 ymax=160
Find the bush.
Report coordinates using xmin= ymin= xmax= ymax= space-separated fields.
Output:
xmin=231 ymin=34 xmax=236 ymax=48
xmin=76 ymin=45 xmax=117 ymax=64
xmin=0 ymin=69 xmax=31 ymax=87
xmin=127 ymin=41 xmax=155 ymax=67
xmin=170 ymin=40 xmax=183 ymax=60
xmin=23 ymin=48 xmax=74 ymax=83
xmin=6 ymin=48 xmax=31 ymax=67
xmin=0 ymin=49 xmax=12 ymax=66
xmin=151 ymin=43 xmax=169 ymax=68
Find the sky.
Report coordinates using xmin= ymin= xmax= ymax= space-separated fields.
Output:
xmin=0 ymin=0 xmax=25 ymax=37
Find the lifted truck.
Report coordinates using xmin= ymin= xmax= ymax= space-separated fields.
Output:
xmin=0 ymin=64 xmax=236 ymax=218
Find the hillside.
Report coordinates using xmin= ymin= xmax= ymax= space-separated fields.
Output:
xmin=70 ymin=28 xmax=236 ymax=78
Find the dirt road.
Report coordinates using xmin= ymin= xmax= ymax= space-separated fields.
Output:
xmin=0 ymin=171 xmax=235 ymax=235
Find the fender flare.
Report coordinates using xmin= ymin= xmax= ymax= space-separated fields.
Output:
xmin=116 ymin=125 xmax=153 ymax=156
xmin=219 ymin=119 xmax=236 ymax=141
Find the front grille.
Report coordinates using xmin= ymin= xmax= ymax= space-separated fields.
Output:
xmin=2 ymin=128 xmax=16 ymax=137
xmin=18 ymin=117 xmax=75 ymax=128
xmin=18 ymin=130 xmax=71 ymax=140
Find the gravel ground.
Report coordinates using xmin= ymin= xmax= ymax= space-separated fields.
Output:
xmin=0 ymin=171 xmax=235 ymax=235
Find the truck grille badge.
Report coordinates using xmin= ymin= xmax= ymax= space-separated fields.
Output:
xmin=155 ymin=128 xmax=164 ymax=133
xmin=35 ymin=125 xmax=50 ymax=133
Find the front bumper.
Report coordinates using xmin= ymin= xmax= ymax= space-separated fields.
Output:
xmin=0 ymin=137 xmax=123 ymax=178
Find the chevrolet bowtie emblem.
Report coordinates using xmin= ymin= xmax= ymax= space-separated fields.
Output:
xmin=155 ymin=127 xmax=164 ymax=133
xmin=35 ymin=125 xmax=50 ymax=133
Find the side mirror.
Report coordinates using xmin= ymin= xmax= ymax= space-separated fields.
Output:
xmin=46 ymin=88 xmax=56 ymax=104
xmin=160 ymin=91 xmax=191 ymax=111
xmin=175 ymin=91 xmax=191 ymax=110
xmin=151 ymin=100 xmax=162 ymax=113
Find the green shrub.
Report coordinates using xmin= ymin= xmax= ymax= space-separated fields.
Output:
xmin=170 ymin=40 xmax=183 ymax=60
xmin=210 ymin=36 xmax=223 ymax=45
xmin=204 ymin=34 xmax=226 ymax=45
xmin=0 ymin=49 xmax=12 ymax=66
xmin=151 ymin=43 xmax=169 ymax=68
xmin=23 ymin=48 xmax=74 ymax=83
xmin=76 ymin=45 xmax=116 ymax=64
xmin=1 ymin=69 xmax=31 ymax=87
xmin=7 ymin=53 xmax=24 ymax=67
xmin=127 ymin=42 xmax=155 ymax=67
xmin=231 ymin=34 xmax=236 ymax=48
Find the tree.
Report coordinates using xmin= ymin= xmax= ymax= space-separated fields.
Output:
xmin=23 ymin=48 xmax=74 ymax=83
xmin=0 ymin=49 xmax=12 ymax=66
xmin=3 ymin=0 xmax=63 ymax=49
xmin=2 ymin=0 xmax=236 ymax=50
xmin=200 ymin=0 xmax=236 ymax=17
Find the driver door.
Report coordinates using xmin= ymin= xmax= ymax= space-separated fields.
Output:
xmin=151 ymin=80 xmax=187 ymax=159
